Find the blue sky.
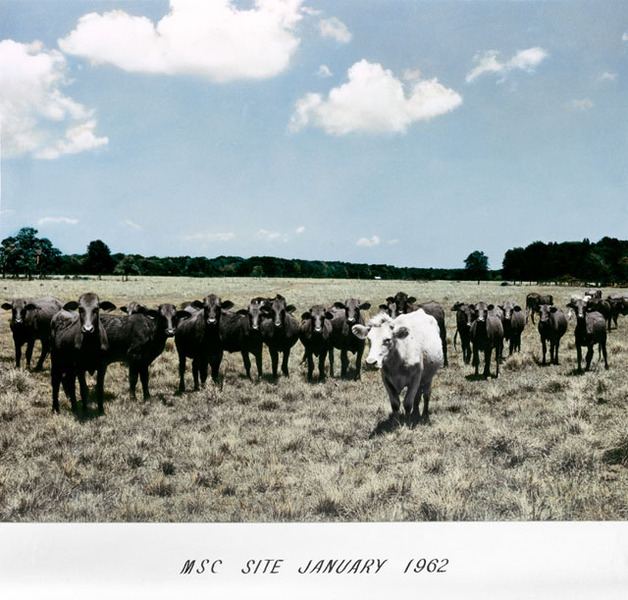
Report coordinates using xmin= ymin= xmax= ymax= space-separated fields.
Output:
xmin=0 ymin=0 xmax=626 ymax=269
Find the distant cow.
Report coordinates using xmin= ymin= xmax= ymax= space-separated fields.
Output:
xmin=352 ymin=310 xmax=443 ymax=425
xmin=50 ymin=293 xmax=116 ymax=414
xmin=174 ymin=294 xmax=233 ymax=392
xmin=499 ymin=300 xmax=525 ymax=355
xmin=299 ymin=305 xmax=335 ymax=381
xmin=566 ymin=297 xmax=608 ymax=372
xmin=468 ymin=302 xmax=504 ymax=378
xmin=585 ymin=289 xmax=602 ymax=300
xmin=526 ymin=293 xmax=553 ymax=324
xmin=608 ymin=293 xmax=628 ymax=328
xmin=102 ymin=303 xmax=189 ymax=399
xmin=2 ymin=296 xmax=63 ymax=370
xmin=260 ymin=295 xmax=299 ymax=379
xmin=585 ymin=297 xmax=612 ymax=331
xmin=220 ymin=298 xmax=266 ymax=379
xmin=379 ymin=291 xmax=416 ymax=318
xmin=451 ymin=302 xmax=472 ymax=365
xmin=329 ymin=299 xmax=371 ymax=380
xmin=537 ymin=304 xmax=568 ymax=366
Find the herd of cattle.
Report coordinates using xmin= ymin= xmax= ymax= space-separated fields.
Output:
xmin=2 ymin=288 xmax=627 ymax=422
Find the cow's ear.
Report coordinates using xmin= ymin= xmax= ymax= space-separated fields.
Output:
xmin=468 ymin=304 xmax=475 ymax=310
xmin=120 ymin=305 xmax=129 ymax=313
xmin=64 ymin=301 xmax=79 ymax=311
xmin=378 ymin=304 xmax=388 ymax=312
xmin=394 ymin=326 xmax=409 ymax=339
xmin=566 ymin=302 xmax=575 ymax=309
xmin=1 ymin=302 xmax=12 ymax=310
xmin=360 ymin=302 xmax=371 ymax=310
xmin=286 ymin=305 xmax=297 ymax=314
xmin=333 ymin=301 xmax=345 ymax=310
xmin=25 ymin=303 xmax=38 ymax=312
xmin=550 ymin=306 xmax=558 ymax=313
xmin=408 ymin=297 xmax=417 ymax=305
xmin=450 ymin=303 xmax=461 ymax=311
xmin=352 ymin=324 xmax=369 ymax=340
xmin=325 ymin=311 xmax=335 ymax=320
xmin=176 ymin=310 xmax=191 ymax=321
xmin=100 ymin=301 xmax=116 ymax=312
xmin=487 ymin=304 xmax=495 ymax=311
xmin=300 ymin=311 xmax=310 ymax=321
xmin=386 ymin=296 xmax=395 ymax=303
xmin=221 ymin=300 xmax=234 ymax=311
xmin=514 ymin=305 xmax=522 ymax=312
xmin=237 ymin=309 xmax=248 ymax=316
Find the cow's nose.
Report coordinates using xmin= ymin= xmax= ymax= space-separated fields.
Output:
xmin=82 ymin=325 xmax=94 ymax=334
xmin=166 ymin=329 xmax=175 ymax=337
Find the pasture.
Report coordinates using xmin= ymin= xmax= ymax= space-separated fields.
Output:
xmin=1 ymin=276 xmax=627 ymax=522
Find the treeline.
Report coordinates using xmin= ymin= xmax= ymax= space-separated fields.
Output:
xmin=1 ymin=227 xmax=627 ymax=284
xmin=502 ymin=237 xmax=628 ymax=285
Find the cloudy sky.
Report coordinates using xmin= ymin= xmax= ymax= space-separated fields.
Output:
xmin=0 ymin=0 xmax=626 ymax=269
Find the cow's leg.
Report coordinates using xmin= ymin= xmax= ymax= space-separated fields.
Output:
xmin=585 ymin=345 xmax=594 ymax=371
xmin=318 ymin=350 xmax=327 ymax=380
xmin=601 ymin=342 xmax=609 ymax=369
xmin=254 ymin=350 xmax=263 ymax=379
xmin=241 ymin=350 xmax=252 ymax=379
xmin=281 ymin=349 xmax=290 ymax=377
xmin=576 ymin=344 xmax=583 ymax=373
xmin=191 ymin=358 xmax=201 ymax=390
xmin=483 ymin=348 xmax=491 ymax=378
xmin=306 ymin=351 xmax=314 ymax=381
xmin=35 ymin=339 xmax=50 ymax=371
xmin=96 ymin=366 xmax=107 ymax=414
xmin=129 ymin=366 xmax=139 ymax=400
xmin=13 ymin=336 xmax=22 ymax=368
xmin=62 ymin=372 xmax=77 ymax=413
xmin=25 ymin=340 xmax=35 ymax=370
xmin=341 ymin=349 xmax=350 ymax=379
xmin=210 ymin=350 xmax=223 ymax=383
xmin=51 ymin=367 xmax=62 ymax=413
xmin=77 ymin=371 xmax=90 ymax=412
xmin=355 ymin=346 xmax=364 ymax=381
xmin=472 ymin=345 xmax=480 ymax=376
xmin=139 ymin=366 xmax=150 ymax=400
xmin=541 ymin=337 xmax=548 ymax=365
xmin=269 ymin=348 xmax=279 ymax=378
xmin=442 ymin=335 xmax=448 ymax=367
xmin=177 ymin=354 xmax=187 ymax=393
xmin=404 ymin=377 xmax=422 ymax=426
xmin=382 ymin=374 xmax=401 ymax=425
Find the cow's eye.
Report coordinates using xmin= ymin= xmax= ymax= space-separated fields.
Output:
xmin=383 ymin=338 xmax=392 ymax=346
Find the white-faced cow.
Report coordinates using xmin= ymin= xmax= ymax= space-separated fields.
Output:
xmin=352 ymin=310 xmax=443 ymax=425
xmin=499 ymin=300 xmax=525 ymax=355
xmin=526 ymin=293 xmax=553 ymax=324
xmin=102 ymin=303 xmax=189 ymax=399
xmin=468 ymin=302 xmax=504 ymax=378
xmin=260 ymin=295 xmax=299 ymax=379
xmin=50 ymin=293 xmax=116 ymax=414
xmin=2 ymin=296 xmax=63 ymax=370
xmin=536 ymin=304 xmax=568 ymax=365
xmin=329 ymin=299 xmax=371 ymax=380
xmin=299 ymin=305 xmax=335 ymax=381
xmin=566 ymin=297 xmax=608 ymax=372
xmin=174 ymin=294 xmax=234 ymax=392
xmin=220 ymin=298 xmax=266 ymax=379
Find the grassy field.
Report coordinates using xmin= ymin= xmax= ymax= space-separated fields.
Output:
xmin=1 ymin=276 xmax=627 ymax=522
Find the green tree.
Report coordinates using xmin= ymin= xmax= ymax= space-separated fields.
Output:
xmin=0 ymin=227 xmax=61 ymax=279
xmin=114 ymin=255 xmax=142 ymax=281
xmin=464 ymin=250 xmax=489 ymax=284
xmin=84 ymin=240 xmax=116 ymax=276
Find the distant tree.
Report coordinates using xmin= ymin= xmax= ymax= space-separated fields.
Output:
xmin=84 ymin=240 xmax=115 ymax=276
xmin=464 ymin=250 xmax=489 ymax=284
xmin=0 ymin=227 xmax=61 ymax=279
xmin=114 ymin=255 xmax=142 ymax=281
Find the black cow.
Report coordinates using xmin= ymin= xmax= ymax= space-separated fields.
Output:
xmin=468 ymin=302 xmax=504 ymax=378
xmin=174 ymin=294 xmax=233 ymax=392
xmin=451 ymin=302 xmax=472 ymax=365
xmin=102 ymin=303 xmax=189 ymax=399
xmin=260 ymin=295 xmax=299 ymax=379
xmin=329 ymin=299 xmax=371 ymax=380
xmin=608 ymin=293 xmax=628 ymax=328
xmin=586 ymin=297 xmax=612 ymax=331
xmin=299 ymin=305 xmax=334 ymax=381
xmin=537 ymin=304 xmax=568 ymax=365
xmin=526 ymin=293 xmax=553 ymax=324
xmin=416 ymin=300 xmax=448 ymax=367
xmin=499 ymin=300 xmax=525 ymax=355
xmin=50 ymin=293 xmax=116 ymax=414
xmin=567 ymin=298 xmax=608 ymax=372
xmin=379 ymin=291 xmax=416 ymax=318
xmin=2 ymin=296 xmax=63 ymax=370
xmin=220 ymin=298 xmax=265 ymax=379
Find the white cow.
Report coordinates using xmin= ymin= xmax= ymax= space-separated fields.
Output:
xmin=352 ymin=309 xmax=443 ymax=424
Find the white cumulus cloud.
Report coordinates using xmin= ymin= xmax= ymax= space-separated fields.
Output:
xmin=466 ymin=47 xmax=548 ymax=83
xmin=356 ymin=235 xmax=380 ymax=248
xmin=319 ymin=17 xmax=352 ymax=43
xmin=58 ymin=0 xmax=304 ymax=82
xmin=289 ymin=59 xmax=462 ymax=136
xmin=37 ymin=216 xmax=79 ymax=226
xmin=0 ymin=40 xmax=108 ymax=159
xmin=123 ymin=220 xmax=142 ymax=230
xmin=317 ymin=64 xmax=332 ymax=78
xmin=182 ymin=232 xmax=235 ymax=242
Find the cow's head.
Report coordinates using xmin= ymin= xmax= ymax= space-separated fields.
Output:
xmin=468 ymin=302 xmax=491 ymax=326
xmin=63 ymin=293 xmax=116 ymax=350
xmin=142 ymin=303 xmax=190 ymax=338
xmin=197 ymin=294 xmax=233 ymax=329
xmin=301 ymin=305 xmax=334 ymax=334
xmin=566 ymin=298 xmax=586 ymax=321
xmin=536 ymin=304 xmax=558 ymax=324
xmin=264 ymin=295 xmax=296 ymax=329
xmin=352 ymin=313 xmax=409 ymax=369
xmin=379 ymin=292 xmax=416 ymax=318
xmin=238 ymin=298 xmax=265 ymax=332
xmin=2 ymin=298 xmax=30 ymax=326
xmin=120 ymin=301 xmax=149 ymax=315
xmin=334 ymin=299 xmax=371 ymax=325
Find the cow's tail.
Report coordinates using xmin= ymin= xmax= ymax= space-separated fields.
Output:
xmin=453 ymin=329 xmax=458 ymax=351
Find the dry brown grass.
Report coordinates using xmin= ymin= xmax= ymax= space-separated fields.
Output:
xmin=1 ymin=276 xmax=627 ymax=522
